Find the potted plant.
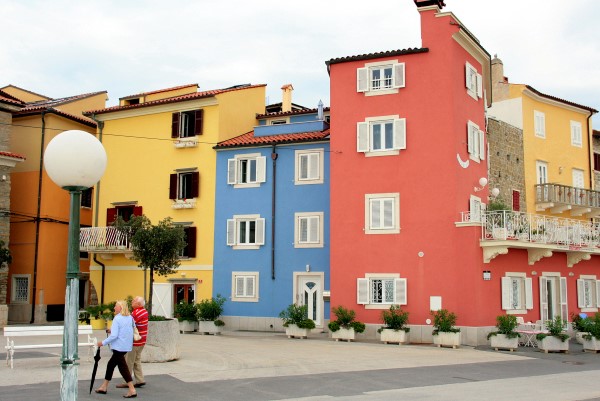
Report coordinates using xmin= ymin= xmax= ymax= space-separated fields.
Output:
xmin=328 ymin=305 xmax=365 ymax=342
xmin=487 ymin=314 xmax=519 ymax=351
xmin=279 ymin=303 xmax=316 ymax=339
xmin=196 ymin=294 xmax=226 ymax=335
xmin=581 ymin=313 xmax=600 ymax=352
xmin=571 ymin=313 xmax=591 ymax=344
xmin=377 ymin=305 xmax=410 ymax=345
xmin=536 ymin=316 xmax=570 ymax=353
xmin=174 ymin=301 xmax=198 ymax=333
xmin=101 ymin=302 xmax=116 ymax=330
xmin=85 ymin=305 xmax=104 ymax=330
xmin=431 ymin=309 xmax=461 ymax=348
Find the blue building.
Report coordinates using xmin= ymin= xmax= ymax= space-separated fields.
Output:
xmin=213 ymin=98 xmax=330 ymax=332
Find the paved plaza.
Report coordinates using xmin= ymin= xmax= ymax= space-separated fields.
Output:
xmin=1 ymin=329 xmax=600 ymax=400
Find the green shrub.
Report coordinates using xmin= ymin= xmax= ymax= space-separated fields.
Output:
xmin=196 ymin=294 xmax=226 ymax=322
xmin=148 ymin=315 xmax=167 ymax=321
xmin=582 ymin=313 xmax=600 ymax=341
xmin=378 ymin=305 xmax=410 ymax=333
xmin=174 ymin=301 xmax=198 ymax=322
xmin=487 ymin=314 xmax=519 ymax=340
xmin=328 ymin=305 xmax=365 ymax=333
xmin=279 ymin=304 xmax=316 ymax=329
xmin=536 ymin=316 xmax=569 ymax=342
xmin=431 ymin=309 xmax=460 ymax=335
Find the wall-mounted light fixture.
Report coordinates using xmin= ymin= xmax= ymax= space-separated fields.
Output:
xmin=474 ymin=177 xmax=488 ymax=192
xmin=306 ymin=264 xmax=310 ymax=272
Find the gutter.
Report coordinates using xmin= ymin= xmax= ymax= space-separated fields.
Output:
xmin=271 ymin=145 xmax=278 ymax=280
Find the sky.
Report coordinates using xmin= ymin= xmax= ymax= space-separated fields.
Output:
xmin=2 ymin=0 xmax=599 ymax=124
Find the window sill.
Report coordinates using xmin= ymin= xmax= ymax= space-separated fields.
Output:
xmin=172 ymin=199 xmax=197 ymax=209
xmin=231 ymin=297 xmax=259 ymax=302
xmin=294 ymin=243 xmax=324 ymax=248
xmin=364 ymin=88 xmax=399 ymax=97
xmin=174 ymin=138 xmax=198 ymax=148
xmin=232 ymin=244 xmax=260 ymax=250
xmin=364 ymin=150 xmax=399 ymax=158
xmin=233 ymin=182 xmax=261 ymax=189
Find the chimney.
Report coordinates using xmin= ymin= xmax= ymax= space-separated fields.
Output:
xmin=413 ymin=0 xmax=445 ymax=9
xmin=491 ymin=54 xmax=509 ymax=102
xmin=281 ymin=84 xmax=293 ymax=113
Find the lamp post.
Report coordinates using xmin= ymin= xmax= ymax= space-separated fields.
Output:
xmin=43 ymin=130 xmax=107 ymax=401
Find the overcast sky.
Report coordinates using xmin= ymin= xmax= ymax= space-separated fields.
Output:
xmin=3 ymin=0 xmax=599 ymax=124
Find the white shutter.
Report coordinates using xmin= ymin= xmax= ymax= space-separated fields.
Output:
xmin=227 ymin=159 xmax=237 ymax=185
xmin=246 ymin=276 xmax=255 ymax=297
xmin=309 ymin=216 xmax=319 ymax=242
xmin=559 ymin=277 xmax=568 ymax=320
xmin=596 ymin=280 xmax=600 ymax=308
xmin=255 ymin=218 xmax=265 ymax=245
xmin=540 ymin=277 xmax=548 ymax=321
xmin=393 ymin=63 xmax=405 ymax=88
xmin=394 ymin=278 xmax=407 ymax=305
xmin=370 ymin=199 xmax=380 ymax=229
xmin=501 ymin=277 xmax=511 ymax=310
xmin=467 ymin=121 xmax=476 ymax=155
xmin=357 ymin=68 xmax=369 ymax=92
xmin=525 ymin=278 xmax=533 ymax=309
xmin=393 ymin=118 xmax=406 ymax=150
xmin=235 ymin=276 xmax=245 ymax=297
xmin=299 ymin=217 xmax=308 ymax=242
xmin=226 ymin=219 xmax=236 ymax=246
xmin=357 ymin=278 xmax=369 ymax=304
xmin=465 ymin=62 xmax=472 ymax=90
xmin=357 ymin=122 xmax=369 ymax=152
xmin=309 ymin=153 xmax=319 ymax=179
xmin=476 ymin=73 xmax=483 ymax=98
xmin=577 ymin=279 xmax=585 ymax=308
xmin=478 ymin=130 xmax=485 ymax=160
xmin=383 ymin=199 xmax=394 ymax=228
xmin=256 ymin=156 xmax=266 ymax=183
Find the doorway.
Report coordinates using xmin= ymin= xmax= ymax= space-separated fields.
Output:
xmin=294 ymin=273 xmax=324 ymax=327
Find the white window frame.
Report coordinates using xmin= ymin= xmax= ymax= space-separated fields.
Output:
xmin=231 ymin=271 xmax=259 ymax=302
xmin=365 ymin=193 xmax=400 ymax=234
xmin=226 ymin=214 xmax=265 ymax=249
xmin=465 ymin=62 xmax=482 ymax=100
xmin=469 ymin=195 xmax=484 ymax=223
xmin=227 ymin=153 xmax=266 ymax=188
xmin=501 ymin=272 xmax=533 ymax=314
xmin=294 ymin=212 xmax=324 ymax=248
xmin=11 ymin=274 xmax=30 ymax=303
xmin=467 ymin=120 xmax=485 ymax=163
xmin=295 ymin=148 xmax=324 ymax=185
xmin=357 ymin=60 xmax=405 ymax=96
xmin=536 ymin=160 xmax=548 ymax=184
xmin=570 ymin=121 xmax=583 ymax=147
xmin=572 ymin=168 xmax=585 ymax=189
xmin=357 ymin=115 xmax=406 ymax=157
xmin=534 ymin=110 xmax=546 ymax=138
xmin=357 ymin=273 xmax=407 ymax=310
xmin=577 ymin=275 xmax=600 ymax=312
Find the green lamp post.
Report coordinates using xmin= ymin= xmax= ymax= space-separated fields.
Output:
xmin=43 ymin=130 xmax=107 ymax=401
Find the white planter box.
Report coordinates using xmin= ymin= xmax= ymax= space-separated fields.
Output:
xmin=582 ymin=336 xmax=600 ymax=352
xmin=380 ymin=329 xmax=409 ymax=345
xmin=285 ymin=324 xmax=310 ymax=339
xmin=433 ymin=332 xmax=461 ymax=348
xmin=490 ymin=333 xmax=519 ymax=352
xmin=538 ymin=335 xmax=570 ymax=353
xmin=576 ymin=332 xmax=589 ymax=345
xmin=331 ymin=327 xmax=355 ymax=342
xmin=198 ymin=320 xmax=223 ymax=335
xmin=179 ymin=320 xmax=197 ymax=333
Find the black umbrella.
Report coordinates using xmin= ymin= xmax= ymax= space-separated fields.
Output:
xmin=89 ymin=348 xmax=102 ymax=394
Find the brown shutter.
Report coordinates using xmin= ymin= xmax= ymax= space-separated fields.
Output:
xmin=194 ymin=109 xmax=203 ymax=135
xmin=191 ymin=172 xmax=200 ymax=198
xmin=106 ymin=208 xmax=117 ymax=225
xmin=185 ymin=227 xmax=197 ymax=258
xmin=169 ymin=173 xmax=178 ymax=199
xmin=132 ymin=206 xmax=143 ymax=217
xmin=512 ymin=190 xmax=520 ymax=212
xmin=171 ymin=113 xmax=180 ymax=138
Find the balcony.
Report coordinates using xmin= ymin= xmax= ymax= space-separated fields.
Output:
xmin=535 ymin=183 xmax=600 ymax=218
xmin=80 ymin=226 xmax=132 ymax=254
xmin=461 ymin=210 xmax=600 ymax=267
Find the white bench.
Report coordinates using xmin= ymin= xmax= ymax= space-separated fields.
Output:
xmin=4 ymin=325 xmax=97 ymax=369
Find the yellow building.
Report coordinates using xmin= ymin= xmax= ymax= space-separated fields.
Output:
xmin=490 ymin=58 xmax=598 ymax=218
xmin=2 ymin=85 xmax=107 ymax=323
xmin=82 ymin=83 xmax=265 ymax=317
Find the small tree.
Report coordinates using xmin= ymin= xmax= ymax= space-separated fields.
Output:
xmin=127 ymin=216 xmax=186 ymax=316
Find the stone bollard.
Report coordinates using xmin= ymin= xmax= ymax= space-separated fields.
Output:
xmin=141 ymin=319 xmax=181 ymax=362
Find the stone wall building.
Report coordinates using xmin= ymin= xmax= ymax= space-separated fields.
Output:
xmin=593 ymin=130 xmax=600 ymax=190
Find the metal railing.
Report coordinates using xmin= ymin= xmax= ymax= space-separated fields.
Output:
xmin=535 ymin=183 xmax=600 ymax=208
xmin=80 ymin=226 xmax=132 ymax=252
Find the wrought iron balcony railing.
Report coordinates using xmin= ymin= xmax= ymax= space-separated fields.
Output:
xmin=535 ymin=183 xmax=600 ymax=217
xmin=80 ymin=226 xmax=132 ymax=253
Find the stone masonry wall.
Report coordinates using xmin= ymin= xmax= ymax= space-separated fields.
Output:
xmin=487 ymin=117 xmax=526 ymax=211
xmin=0 ymin=110 xmax=11 ymax=319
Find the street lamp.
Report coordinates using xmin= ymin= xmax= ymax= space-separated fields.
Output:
xmin=43 ymin=130 xmax=107 ymax=401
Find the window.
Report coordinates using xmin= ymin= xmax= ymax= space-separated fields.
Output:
xmin=106 ymin=204 xmax=143 ymax=224
xmin=357 ymin=116 xmax=406 ymax=156
xmin=536 ymin=160 xmax=548 ymax=184
xmin=501 ymin=273 xmax=533 ymax=313
xmin=467 ymin=121 xmax=485 ymax=162
xmin=512 ymin=190 xmax=520 ymax=212
xmin=539 ymin=274 xmax=568 ymax=322
xmin=534 ymin=111 xmax=546 ymax=138
xmin=571 ymin=121 xmax=583 ymax=147
xmin=232 ymin=272 xmax=259 ymax=302
xmin=227 ymin=154 xmax=266 ymax=187
xmin=365 ymin=193 xmax=400 ymax=234
xmin=226 ymin=215 xmax=265 ymax=249
xmin=178 ymin=226 xmax=197 ymax=258
xmin=81 ymin=188 xmax=93 ymax=208
xmin=465 ymin=62 xmax=482 ymax=100
xmin=594 ymin=153 xmax=600 ymax=171
xmin=469 ymin=195 xmax=483 ymax=222
xmin=169 ymin=171 xmax=199 ymax=200
xmin=573 ymin=168 xmax=585 ymax=189
xmin=357 ymin=274 xmax=407 ymax=309
xmin=11 ymin=275 xmax=30 ymax=303
xmin=270 ymin=119 xmax=287 ymax=125
xmin=171 ymin=109 xmax=203 ymax=138
xmin=295 ymin=149 xmax=323 ymax=184
xmin=295 ymin=212 xmax=324 ymax=248
xmin=357 ymin=61 xmax=405 ymax=96
xmin=577 ymin=276 xmax=600 ymax=311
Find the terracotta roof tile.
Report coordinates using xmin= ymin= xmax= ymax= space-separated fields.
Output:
xmin=0 ymin=151 xmax=26 ymax=160
xmin=120 ymin=83 xmax=199 ymax=99
xmin=256 ymin=106 xmax=330 ymax=119
xmin=326 ymin=47 xmax=428 ymax=66
xmin=21 ymin=91 xmax=107 ymax=111
xmin=13 ymin=108 xmax=96 ymax=128
xmin=215 ymin=128 xmax=330 ymax=149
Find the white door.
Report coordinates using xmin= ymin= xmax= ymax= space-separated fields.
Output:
xmin=295 ymin=274 xmax=323 ymax=327
xmin=536 ymin=161 xmax=549 ymax=201
xmin=152 ymin=283 xmax=173 ymax=318
xmin=572 ymin=169 xmax=585 ymax=205
xmin=540 ymin=276 xmax=567 ymax=323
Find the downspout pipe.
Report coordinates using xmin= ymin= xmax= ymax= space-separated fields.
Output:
xmin=271 ymin=146 xmax=278 ymax=280
xmin=30 ymin=111 xmax=46 ymax=323
xmin=89 ymin=116 xmax=106 ymax=304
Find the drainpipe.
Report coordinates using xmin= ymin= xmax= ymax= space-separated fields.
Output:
xmin=587 ymin=112 xmax=594 ymax=191
xmin=89 ymin=116 xmax=106 ymax=304
xmin=271 ymin=146 xmax=278 ymax=280
xmin=30 ymin=111 xmax=46 ymax=323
